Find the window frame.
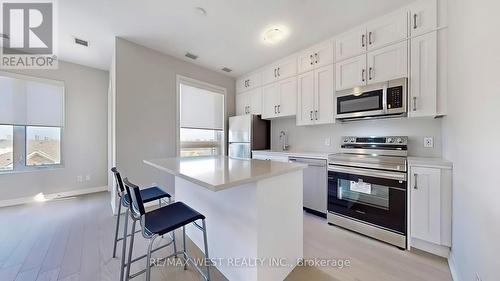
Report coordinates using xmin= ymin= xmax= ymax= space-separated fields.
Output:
xmin=176 ymin=75 xmax=227 ymax=157
xmin=0 ymin=124 xmax=14 ymax=172
xmin=24 ymin=125 xmax=63 ymax=167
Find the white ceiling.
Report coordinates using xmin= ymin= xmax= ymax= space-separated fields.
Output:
xmin=59 ymin=0 xmax=415 ymax=77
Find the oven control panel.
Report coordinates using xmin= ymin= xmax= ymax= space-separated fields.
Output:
xmin=386 ymin=86 xmax=403 ymax=109
xmin=341 ymin=136 xmax=408 ymax=145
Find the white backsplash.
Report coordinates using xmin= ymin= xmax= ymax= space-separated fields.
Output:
xmin=271 ymin=117 xmax=443 ymax=157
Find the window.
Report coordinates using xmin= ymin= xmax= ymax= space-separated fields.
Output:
xmin=0 ymin=72 xmax=64 ymax=172
xmin=26 ymin=126 xmax=61 ymax=166
xmin=178 ymin=77 xmax=225 ymax=157
xmin=0 ymin=125 xmax=14 ymax=171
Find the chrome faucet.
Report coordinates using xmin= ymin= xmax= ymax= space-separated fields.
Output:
xmin=279 ymin=130 xmax=289 ymax=151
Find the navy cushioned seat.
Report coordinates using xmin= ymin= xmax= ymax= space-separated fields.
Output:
xmin=122 ymin=186 xmax=171 ymax=206
xmin=143 ymin=202 xmax=206 ymax=236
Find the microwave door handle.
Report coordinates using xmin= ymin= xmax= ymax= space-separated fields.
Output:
xmin=382 ymin=85 xmax=388 ymax=113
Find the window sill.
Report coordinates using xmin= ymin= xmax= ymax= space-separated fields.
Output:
xmin=0 ymin=165 xmax=65 ymax=175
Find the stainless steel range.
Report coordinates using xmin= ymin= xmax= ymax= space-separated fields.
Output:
xmin=327 ymin=136 xmax=408 ymax=249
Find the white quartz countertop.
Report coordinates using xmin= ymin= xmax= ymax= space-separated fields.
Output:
xmin=407 ymin=157 xmax=453 ymax=169
xmin=144 ymin=156 xmax=306 ymax=191
xmin=252 ymin=150 xmax=333 ymax=159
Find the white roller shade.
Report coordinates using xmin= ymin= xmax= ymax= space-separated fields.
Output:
xmin=180 ymin=83 xmax=224 ymax=130
xmin=0 ymin=73 xmax=64 ymax=127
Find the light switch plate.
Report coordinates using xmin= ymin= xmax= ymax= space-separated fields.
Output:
xmin=424 ymin=137 xmax=434 ymax=148
xmin=324 ymin=138 xmax=331 ymax=146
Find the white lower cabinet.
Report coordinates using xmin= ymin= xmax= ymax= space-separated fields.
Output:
xmin=297 ymin=64 xmax=335 ymax=126
xmin=252 ymin=154 xmax=289 ymax=162
xmin=262 ymin=77 xmax=297 ymax=119
xmin=409 ymin=163 xmax=452 ymax=257
xmin=235 ymin=88 xmax=262 ymax=115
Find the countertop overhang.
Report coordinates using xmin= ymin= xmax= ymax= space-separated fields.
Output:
xmin=144 ymin=156 xmax=306 ymax=191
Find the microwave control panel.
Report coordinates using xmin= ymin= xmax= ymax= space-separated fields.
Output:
xmin=386 ymin=86 xmax=403 ymax=109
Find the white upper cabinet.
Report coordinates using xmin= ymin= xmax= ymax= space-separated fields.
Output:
xmin=236 ymin=72 xmax=261 ymax=93
xmin=262 ymin=57 xmax=297 ymax=85
xmin=298 ymin=40 xmax=334 ymax=74
xmin=335 ymin=54 xmax=366 ymax=91
xmin=235 ymin=88 xmax=262 ymax=115
xmin=261 ymin=77 xmax=297 ymax=119
xmin=366 ymin=10 xmax=408 ymax=51
xmin=409 ymin=31 xmax=437 ymax=117
xmin=297 ymin=65 xmax=335 ymax=126
xmin=335 ymin=27 xmax=367 ymax=62
xmin=367 ymin=41 xmax=408 ymax=84
xmin=409 ymin=0 xmax=437 ymax=37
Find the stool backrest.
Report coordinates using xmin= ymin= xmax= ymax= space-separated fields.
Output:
xmin=123 ymin=177 xmax=146 ymax=217
xmin=110 ymin=167 xmax=125 ymax=197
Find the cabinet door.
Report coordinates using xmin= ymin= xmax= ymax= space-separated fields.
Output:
xmin=236 ymin=72 xmax=262 ymax=93
xmin=297 ymin=51 xmax=316 ymax=74
xmin=262 ymin=65 xmax=278 ymax=85
xmin=249 ymin=88 xmax=263 ymax=115
xmin=367 ymin=10 xmax=408 ymax=51
xmin=410 ymin=167 xmax=441 ymax=244
xmin=335 ymin=54 xmax=367 ymax=91
xmin=261 ymin=83 xmax=279 ymax=119
xmin=276 ymin=57 xmax=297 ymax=81
xmin=278 ymin=77 xmax=297 ymax=117
xmin=409 ymin=32 xmax=437 ymax=117
xmin=236 ymin=92 xmax=250 ymax=115
xmin=367 ymin=41 xmax=408 ymax=84
xmin=335 ymin=27 xmax=367 ymax=62
xmin=409 ymin=0 xmax=437 ymax=37
xmin=296 ymin=71 xmax=315 ymax=126
xmin=314 ymin=64 xmax=335 ymax=125
xmin=312 ymin=41 xmax=334 ymax=69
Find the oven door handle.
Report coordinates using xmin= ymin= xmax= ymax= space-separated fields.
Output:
xmin=328 ymin=165 xmax=407 ymax=181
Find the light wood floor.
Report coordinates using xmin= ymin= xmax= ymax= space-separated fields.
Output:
xmin=0 ymin=192 xmax=452 ymax=281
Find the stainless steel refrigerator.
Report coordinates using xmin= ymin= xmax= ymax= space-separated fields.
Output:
xmin=228 ymin=115 xmax=270 ymax=159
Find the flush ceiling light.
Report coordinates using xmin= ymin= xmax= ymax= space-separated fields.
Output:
xmin=262 ymin=26 xmax=288 ymax=45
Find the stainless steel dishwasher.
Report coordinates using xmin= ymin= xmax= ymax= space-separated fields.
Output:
xmin=288 ymin=156 xmax=327 ymax=217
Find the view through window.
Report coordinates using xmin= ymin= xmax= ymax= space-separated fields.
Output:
xmin=0 ymin=125 xmax=13 ymax=171
xmin=179 ymin=80 xmax=225 ymax=157
xmin=26 ymin=126 xmax=61 ymax=166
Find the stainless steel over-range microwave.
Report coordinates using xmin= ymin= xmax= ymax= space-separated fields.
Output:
xmin=336 ymin=78 xmax=407 ymax=121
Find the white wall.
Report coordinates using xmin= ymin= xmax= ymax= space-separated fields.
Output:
xmin=443 ymin=0 xmax=500 ymax=280
xmin=113 ymin=38 xmax=235 ymax=198
xmin=0 ymin=61 xmax=109 ymax=202
xmin=271 ymin=117 xmax=443 ymax=157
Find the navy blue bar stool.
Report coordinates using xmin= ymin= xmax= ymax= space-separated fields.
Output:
xmin=123 ymin=177 xmax=211 ymax=281
xmin=110 ymin=168 xmax=174 ymax=281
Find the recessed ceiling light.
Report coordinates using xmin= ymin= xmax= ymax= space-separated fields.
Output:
xmin=262 ymin=26 xmax=289 ymax=45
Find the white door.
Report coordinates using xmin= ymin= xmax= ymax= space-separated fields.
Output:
xmin=261 ymin=83 xmax=279 ymax=119
xmin=314 ymin=64 xmax=335 ymax=125
xmin=366 ymin=10 xmax=408 ymax=51
xmin=335 ymin=27 xmax=367 ymax=61
xmin=410 ymin=32 xmax=437 ymax=117
xmin=410 ymin=167 xmax=441 ymax=244
xmin=335 ymin=54 xmax=367 ymax=91
xmin=278 ymin=77 xmax=297 ymax=117
xmin=296 ymin=71 xmax=315 ymax=126
xmin=409 ymin=0 xmax=437 ymax=37
xmin=367 ymin=41 xmax=408 ymax=84
xmin=249 ymin=88 xmax=263 ymax=115
xmin=236 ymin=92 xmax=250 ymax=115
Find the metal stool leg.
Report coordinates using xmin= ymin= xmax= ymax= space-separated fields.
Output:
xmin=146 ymin=235 xmax=158 ymax=281
xmin=119 ymin=208 xmax=129 ymax=281
xmin=112 ymin=200 xmax=122 ymax=258
xmin=202 ymin=219 xmax=211 ymax=281
xmin=182 ymin=225 xmax=187 ymax=270
xmin=125 ymin=219 xmax=136 ymax=281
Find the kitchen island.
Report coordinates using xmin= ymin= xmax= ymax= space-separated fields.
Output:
xmin=144 ymin=156 xmax=305 ymax=281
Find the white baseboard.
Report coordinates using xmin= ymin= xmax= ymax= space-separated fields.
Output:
xmin=448 ymin=252 xmax=460 ymax=281
xmin=411 ymin=237 xmax=450 ymax=258
xmin=0 ymin=186 xmax=108 ymax=208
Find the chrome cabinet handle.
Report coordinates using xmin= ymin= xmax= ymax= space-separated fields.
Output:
xmin=315 ymin=53 xmax=318 ymax=64
xmin=310 ymin=110 xmax=313 ymax=120
xmin=277 ymin=104 xmax=281 ymax=113
xmin=274 ymin=105 xmax=277 ymax=114
xmin=361 ymin=34 xmax=365 ymax=47
xmin=413 ymin=173 xmax=418 ymax=189
xmin=413 ymin=14 xmax=418 ymax=29
xmin=277 ymin=67 xmax=280 ymax=77
xmin=274 ymin=68 xmax=277 ymax=78
xmin=310 ymin=54 xmax=314 ymax=65
xmin=368 ymin=31 xmax=373 ymax=45
xmin=315 ymin=110 xmax=318 ymax=120
xmin=362 ymin=69 xmax=366 ymax=82
xmin=413 ymin=96 xmax=417 ymax=111
xmin=369 ymin=67 xmax=373 ymax=80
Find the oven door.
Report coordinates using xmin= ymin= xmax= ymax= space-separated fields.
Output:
xmin=336 ymin=89 xmax=385 ymax=119
xmin=327 ymin=165 xmax=407 ymax=234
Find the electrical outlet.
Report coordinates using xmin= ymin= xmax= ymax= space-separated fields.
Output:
xmin=324 ymin=138 xmax=331 ymax=146
xmin=424 ymin=137 xmax=434 ymax=148
xmin=85 ymin=174 xmax=91 ymax=181
xmin=77 ymin=175 xmax=83 ymax=183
